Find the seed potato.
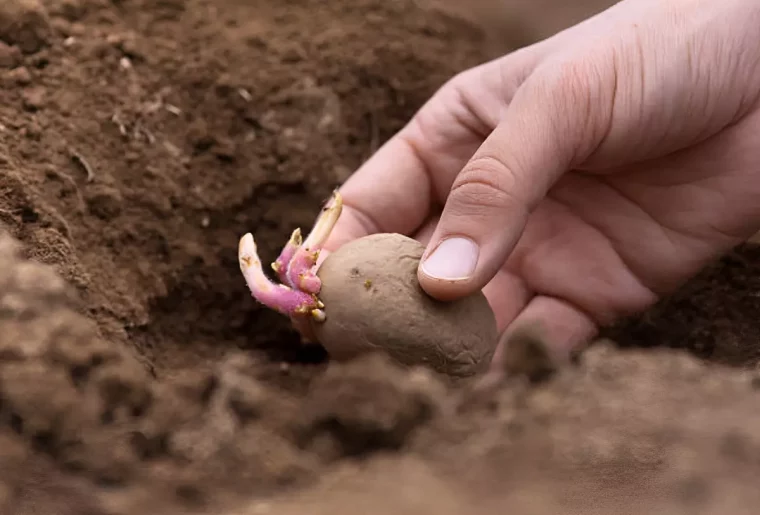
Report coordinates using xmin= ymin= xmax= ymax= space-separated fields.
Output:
xmin=311 ymin=233 xmax=499 ymax=377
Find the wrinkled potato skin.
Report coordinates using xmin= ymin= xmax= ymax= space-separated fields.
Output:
xmin=311 ymin=233 xmax=499 ymax=377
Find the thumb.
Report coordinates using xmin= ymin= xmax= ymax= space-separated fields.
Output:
xmin=417 ymin=61 xmax=611 ymax=300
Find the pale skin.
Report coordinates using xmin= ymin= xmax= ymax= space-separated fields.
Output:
xmin=315 ymin=0 xmax=760 ymax=371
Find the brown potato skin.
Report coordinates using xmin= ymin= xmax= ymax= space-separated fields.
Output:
xmin=311 ymin=233 xmax=499 ymax=377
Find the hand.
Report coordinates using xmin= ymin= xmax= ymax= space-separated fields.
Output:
xmin=321 ymin=0 xmax=760 ymax=369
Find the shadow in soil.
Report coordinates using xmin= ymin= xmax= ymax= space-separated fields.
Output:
xmin=125 ymin=181 xmax=332 ymax=385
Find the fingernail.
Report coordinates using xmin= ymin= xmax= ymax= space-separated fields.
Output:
xmin=421 ymin=237 xmax=479 ymax=280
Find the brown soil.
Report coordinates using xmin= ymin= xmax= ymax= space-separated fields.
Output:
xmin=1 ymin=0 xmax=759 ymax=514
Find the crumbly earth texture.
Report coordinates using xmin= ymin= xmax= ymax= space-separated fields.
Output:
xmin=1 ymin=0 xmax=760 ymax=514
xmin=312 ymin=233 xmax=499 ymax=377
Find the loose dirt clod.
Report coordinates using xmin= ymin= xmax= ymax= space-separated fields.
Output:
xmin=290 ymin=353 xmax=443 ymax=461
xmin=0 ymin=0 xmax=52 ymax=54
xmin=493 ymin=323 xmax=562 ymax=382
xmin=313 ymin=233 xmax=499 ymax=377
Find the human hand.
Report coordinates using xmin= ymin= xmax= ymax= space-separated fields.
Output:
xmin=321 ymin=0 xmax=760 ymax=369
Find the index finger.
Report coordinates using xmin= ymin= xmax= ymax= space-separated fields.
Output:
xmin=322 ymin=65 xmax=502 ymax=254
xmin=322 ymin=130 xmax=434 ymax=254
xmin=322 ymin=52 xmax=546 ymax=255
xmin=322 ymin=2 xmax=626 ymax=255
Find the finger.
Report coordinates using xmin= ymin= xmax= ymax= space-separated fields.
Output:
xmin=481 ymin=269 xmax=533 ymax=333
xmin=320 ymin=78 xmax=490 ymax=255
xmin=415 ymin=213 xmax=533 ymax=329
xmin=322 ymin=135 xmax=434 ymax=254
xmin=418 ymin=57 xmax=614 ymax=300
xmin=325 ymin=0 xmax=628 ymax=257
xmin=412 ymin=214 xmax=440 ymax=247
xmin=489 ymin=295 xmax=598 ymax=378
xmin=323 ymin=45 xmax=559 ymax=255
xmin=324 ymin=2 xmax=628 ymax=265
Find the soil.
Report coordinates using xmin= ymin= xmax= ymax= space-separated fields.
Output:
xmin=0 ymin=0 xmax=759 ymax=514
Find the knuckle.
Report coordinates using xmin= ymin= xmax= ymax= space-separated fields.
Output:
xmin=532 ymin=55 xmax=612 ymax=158
xmin=448 ymin=154 xmax=523 ymax=218
xmin=551 ymin=59 xmax=590 ymax=90
xmin=447 ymin=68 xmax=479 ymax=90
xmin=542 ymin=52 xmax=600 ymax=89
xmin=408 ymin=68 xmax=483 ymax=146
xmin=539 ymin=59 xmax=594 ymax=115
xmin=428 ymin=68 xmax=480 ymax=112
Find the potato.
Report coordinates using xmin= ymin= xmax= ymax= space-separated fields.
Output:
xmin=310 ymin=233 xmax=499 ymax=377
